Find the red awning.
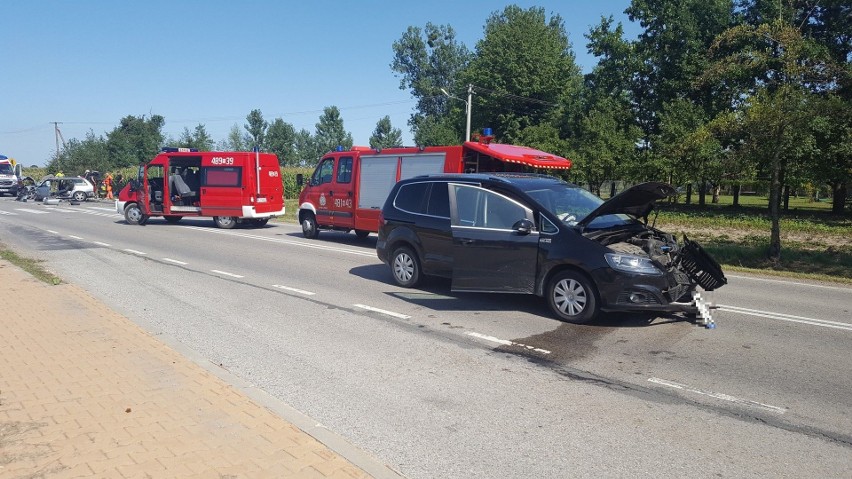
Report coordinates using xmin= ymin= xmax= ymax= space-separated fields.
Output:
xmin=463 ymin=141 xmax=572 ymax=170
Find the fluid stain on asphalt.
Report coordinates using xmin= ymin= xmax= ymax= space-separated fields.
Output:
xmin=497 ymin=323 xmax=614 ymax=364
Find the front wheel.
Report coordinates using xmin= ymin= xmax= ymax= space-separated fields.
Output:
xmin=391 ymin=246 xmax=421 ymax=288
xmin=355 ymin=229 xmax=370 ymax=239
xmin=73 ymin=191 xmax=87 ymax=202
xmin=213 ymin=216 xmax=237 ymax=229
xmin=302 ymin=213 xmax=319 ymax=239
xmin=124 ymin=203 xmax=143 ymax=225
xmin=547 ymin=270 xmax=599 ymax=324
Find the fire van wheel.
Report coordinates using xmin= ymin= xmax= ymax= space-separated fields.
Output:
xmin=355 ymin=229 xmax=370 ymax=239
xmin=391 ymin=246 xmax=421 ymax=288
xmin=213 ymin=216 xmax=237 ymax=229
xmin=547 ymin=270 xmax=599 ymax=324
xmin=252 ymin=218 xmax=269 ymax=227
xmin=302 ymin=213 xmax=319 ymax=239
xmin=124 ymin=203 xmax=143 ymax=225
xmin=164 ymin=215 xmax=181 ymax=224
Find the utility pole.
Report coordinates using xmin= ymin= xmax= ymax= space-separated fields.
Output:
xmin=52 ymin=122 xmax=65 ymax=154
xmin=465 ymin=84 xmax=473 ymax=142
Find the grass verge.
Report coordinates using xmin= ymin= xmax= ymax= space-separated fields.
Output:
xmin=0 ymin=247 xmax=62 ymax=285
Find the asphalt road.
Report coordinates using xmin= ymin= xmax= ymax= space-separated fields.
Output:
xmin=1 ymin=198 xmax=850 ymax=478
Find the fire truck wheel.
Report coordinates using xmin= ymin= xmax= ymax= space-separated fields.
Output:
xmin=302 ymin=213 xmax=319 ymax=239
xmin=355 ymin=230 xmax=370 ymax=239
xmin=164 ymin=215 xmax=181 ymax=224
xmin=391 ymin=246 xmax=421 ymax=288
xmin=124 ymin=203 xmax=143 ymax=225
xmin=213 ymin=216 xmax=237 ymax=229
xmin=252 ymin=218 xmax=269 ymax=227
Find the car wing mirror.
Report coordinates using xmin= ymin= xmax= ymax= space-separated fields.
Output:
xmin=512 ymin=219 xmax=535 ymax=235
xmin=296 ymin=173 xmax=304 ymax=187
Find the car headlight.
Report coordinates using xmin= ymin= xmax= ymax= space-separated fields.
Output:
xmin=605 ymin=253 xmax=663 ymax=276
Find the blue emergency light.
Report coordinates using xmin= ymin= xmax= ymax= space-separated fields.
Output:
xmin=483 ymin=128 xmax=493 ymax=136
xmin=335 ymin=145 xmax=345 ymax=152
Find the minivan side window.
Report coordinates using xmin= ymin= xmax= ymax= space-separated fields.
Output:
xmin=394 ymin=182 xmax=429 ymax=213
xmin=337 ymin=157 xmax=353 ymax=184
xmin=426 ymin=182 xmax=450 ymax=218
xmin=450 ymin=184 xmax=532 ymax=230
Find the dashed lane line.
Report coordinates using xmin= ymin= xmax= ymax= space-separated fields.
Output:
xmin=353 ymin=304 xmax=411 ymax=319
xmin=68 ymin=235 xmax=83 ymax=240
xmin=15 ymin=208 xmax=49 ymax=214
xmin=465 ymin=331 xmax=552 ymax=355
xmin=93 ymin=241 xmax=111 ymax=247
xmin=211 ymin=269 xmax=244 ymax=278
xmin=272 ymin=285 xmax=316 ymax=295
xmin=648 ymin=377 xmax=787 ymax=414
xmin=0 ymin=210 xmax=18 ymax=215
xmin=123 ymin=249 xmax=147 ymax=255
xmin=162 ymin=258 xmax=188 ymax=265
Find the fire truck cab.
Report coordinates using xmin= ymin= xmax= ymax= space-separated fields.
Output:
xmin=297 ymin=133 xmax=571 ymax=239
xmin=117 ymin=148 xmax=285 ymax=228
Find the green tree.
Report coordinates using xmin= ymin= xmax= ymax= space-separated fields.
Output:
xmin=292 ymin=128 xmax=320 ymax=167
xmin=391 ymin=22 xmax=472 ymax=141
xmin=48 ymin=130 xmax=110 ymax=175
xmin=219 ymin=123 xmax=250 ymax=151
xmin=369 ymin=116 xmax=403 ymax=149
xmin=244 ymin=109 xmax=268 ymax=150
xmin=703 ymin=20 xmax=841 ymax=262
xmin=574 ymin=97 xmax=640 ymax=195
xmin=266 ymin=118 xmax=296 ymax=165
xmin=177 ymin=124 xmax=214 ymax=151
xmin=106 ymin=114 xmax=165 ymax=167
xmin=460 ymin=5 xmax=583 ymax=143
xmin=314 ymin=106 xmax=353 ymax=155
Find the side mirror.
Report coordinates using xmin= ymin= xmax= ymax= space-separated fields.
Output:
xmin=296 ymin=173 xmax=304 ymax=187
xmin=128 ymin=179 xmax=140 ymax=192
xmin=512 ymin=219 xmax=535 ymax=235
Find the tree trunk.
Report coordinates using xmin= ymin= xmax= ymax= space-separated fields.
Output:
xmin=768 ymin=152 xmax=782 ymax=265
xmin=733 ymin=184 xmax=741 ymax=207
xmin=610 ymin=181 xmax=617 ymax=198
xmin=698 ymin=179 xmax=707 ymax=207
xmin=686 ymin=184 xmax=692 ymax=205
xmin=832 ymin=181 xmax=848 ymax=215
xmin=783 ymin=185 xmax=790 ymax=212
xmin=712 ymin=184 xmax=720 ymax=204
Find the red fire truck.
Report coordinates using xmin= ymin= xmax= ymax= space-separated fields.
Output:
xmin=297 ymin=133 xmax=571 ymax=239
xmin=117 ymin=148 xmax=285 ymax=228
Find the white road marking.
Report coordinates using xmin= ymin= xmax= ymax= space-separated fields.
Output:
xmin=211 ymin=269 xmax=244 ymax=278
xmin=162 ymin=258 xmax=188 ymax=265
xmin=0 ymin=210 xmax=18 ymax=215
xmin=727 ymin=274 xmax=851 ymax=292
xmin=353 ymin=304 xmax=411 ymax=319
xmin=47 ymin=230 xmax=59 ymax=234
xmin=648 ymin=377 xmax=786 ymax=414
xmin=15 ymin=208 xmax=49 ymax=214
xmin=90 ymin=206 xmax=119 ymax=212
xmin=718 ymin=304 xmax=852 ymax=332
xmin=466 ymin=332 xmax=552 ymax=355
xmin=272 ymin=284 xmax=316 ymax=295
xmin=123 ymin=249 xmax=147 ymax=255
xmin=68 ymin=235 xmax=83 ymax=240
xmin=93 ymin=241 xmax=111 ymax=247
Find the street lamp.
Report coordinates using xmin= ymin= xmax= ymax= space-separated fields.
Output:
xmin=441 ymin=84 xmax=473 ymax=142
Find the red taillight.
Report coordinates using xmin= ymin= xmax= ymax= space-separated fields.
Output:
xmin=378 ymin=210 xmax=386 ymax=226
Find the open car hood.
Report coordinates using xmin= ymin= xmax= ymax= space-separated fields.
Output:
xmin=577 ymin=182 xmax=677 ymax=228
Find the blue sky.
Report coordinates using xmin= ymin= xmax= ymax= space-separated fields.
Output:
xmin=1 ymin=0 xmax=637 ymax=166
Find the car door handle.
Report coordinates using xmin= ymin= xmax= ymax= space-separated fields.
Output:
xmin=329 ymin=191 xmax=334 ymax=196
xmin=460 ymin=239 xmax=476 ymax=246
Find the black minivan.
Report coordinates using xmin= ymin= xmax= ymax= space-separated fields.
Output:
xmin=376 ymin=173 xmax=726 ymax=324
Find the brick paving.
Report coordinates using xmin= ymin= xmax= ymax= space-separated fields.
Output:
xmin=0 ymin=260 xmax=392 ymax=478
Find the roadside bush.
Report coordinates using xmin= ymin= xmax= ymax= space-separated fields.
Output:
xmin=282 ymin=167 xmax=313 ymax=199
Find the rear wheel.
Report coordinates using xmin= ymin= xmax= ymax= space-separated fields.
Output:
xmin=391 ymin=246 xmax=421 ymax=288
xmin=547 ymin=270 xmax=598 ymax=324
xmin=355 ymin=229 xmax=370 ymax=239
xmin=302 ymin=213 xmax=319 ymax=239
xmin=252 ymin=218 xmax=269 ymax=227
xmin=73 ymin=191 xmax=86 ymax=202
xmin=164 ymin=215 xmax=181 ymax=223
xmin=124 ymin=203 xmax=143 ymax=225
xmin=213 ymin=216 xmax=237 ymax=229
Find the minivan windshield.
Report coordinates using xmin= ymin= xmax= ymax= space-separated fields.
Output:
xmin=522 ymin=184 xmax=633 ymax=229
xmin=0 ymin=164 xmax=14 ymax=175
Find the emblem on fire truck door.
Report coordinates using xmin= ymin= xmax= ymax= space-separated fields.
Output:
xmin=319 ymin=193 xmax=326 ymax=207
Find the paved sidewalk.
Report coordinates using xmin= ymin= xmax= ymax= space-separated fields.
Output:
xmin=0 ymin=260 xmax=400 ymax=478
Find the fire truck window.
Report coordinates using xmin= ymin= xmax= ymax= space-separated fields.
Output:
xmin=337 ymin=157 xmax=353 ymax=184
xmin=203 ymin=167 xmax=242 ymax=187
xmin=318 ymin=158 xmax=334 ymax=184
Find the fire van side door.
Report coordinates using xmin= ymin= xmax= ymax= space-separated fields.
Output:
xmin=329 ymin=156 xmax=355 ymax=228
xmin=308 ymin=157 xmax=335 ymax=228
